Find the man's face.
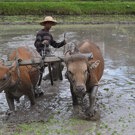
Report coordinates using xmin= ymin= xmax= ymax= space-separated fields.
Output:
xmin=44 ymin=22 xmax=54 ymax=30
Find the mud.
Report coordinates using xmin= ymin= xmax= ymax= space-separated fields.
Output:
xmin=0 ymin=24 xmax=135 ymax=135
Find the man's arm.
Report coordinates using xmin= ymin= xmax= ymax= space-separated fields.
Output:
xmin=50 ymin=35 xmax=66 ymax=48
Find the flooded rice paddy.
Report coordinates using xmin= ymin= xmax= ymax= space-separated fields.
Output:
xmin=0 ymin=24 xmax=135 ymax=135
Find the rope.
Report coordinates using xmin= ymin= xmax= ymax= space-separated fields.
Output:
xmin=0 ymin=49 xmax=21 ymax=92
xmin=0 ymin=73 xmax=11 ymax=90
xmin=15 ymin=49 xmax=21 ymax=81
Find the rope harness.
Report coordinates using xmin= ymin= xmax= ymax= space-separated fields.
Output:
xmin=0 ymin=73 xmax=11 ymax=90
xmin=10 ymin=57 xmax=21 ymax=92
xmin=0 ymin=50 xmax=21 ymax=92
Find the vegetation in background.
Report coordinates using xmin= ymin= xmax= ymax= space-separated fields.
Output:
xmin=1 ymin=15 xmax=135 ymax=24
xmin=1 ymin=0 xmax=135 ymax=2
xmin=0 ymin=2 xmax=135 ymax=15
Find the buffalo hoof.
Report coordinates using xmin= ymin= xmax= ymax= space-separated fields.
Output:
xmin=6 ymin=110 xmax=15 ymax=116
xmin=73 ymin=105 xmax=81 ymax=113
xmin=85 ymin=108 xmax=100 ymax=120
xmin=85 ymin=108 xmax=95 ymax=117
xmin=73 ymin=105 xmax=84 ymax=116
xmin=15 ymin=98 xmax=20 ymax=103
xmin=35 ymin=86 xmax=44 ymax=97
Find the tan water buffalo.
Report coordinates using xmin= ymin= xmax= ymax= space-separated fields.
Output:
xmin=0 ymin=47 xmax=41 ymax=112
xmin=64 ymin=40 xmax=104 ymax=116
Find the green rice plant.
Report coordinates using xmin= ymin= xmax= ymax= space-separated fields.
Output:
xmin=0 ymin=2 xmax=135 ymax=15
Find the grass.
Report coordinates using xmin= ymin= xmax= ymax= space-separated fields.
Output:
xmin=0 ymin=118 xmax=97 ymax=135
xmin=1 ymin=15 xmax=135 ymax=25
xmin=1 ymin=117 xmax=129 ymax=135
xmin=1 ymin=0 xmax=135 ymax=1
xmin=0 ymin=2 xmax=135 ymax=15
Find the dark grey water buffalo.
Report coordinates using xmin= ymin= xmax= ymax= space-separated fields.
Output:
xmin=0 ymin=47 xmax=40 ymax=112
xmin=64 ymin=40 xmax=104 ymax=116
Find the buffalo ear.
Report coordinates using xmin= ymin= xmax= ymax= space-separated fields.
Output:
xmin=58 ymin=50 xmax=72 ymax=63
xmin=89 ymin=60 xmax=100 ymax=70
xmin=65 ymin=50 xmax=72 ymax=56
xmin=65 ymin=50 xmax=72 ymax=63
xmin=9 ymin=58 xmax=22 ymax=72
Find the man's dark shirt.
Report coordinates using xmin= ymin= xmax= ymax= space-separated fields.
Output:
xmin=34 ymin=29 xmax=65 ymax=55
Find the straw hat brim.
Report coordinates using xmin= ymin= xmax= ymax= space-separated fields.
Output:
xmin=40 ymin=21 xmax=57 ymax=26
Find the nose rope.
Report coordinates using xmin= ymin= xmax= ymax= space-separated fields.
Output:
xmin=13 ymin=49 xmax=21 ymax=80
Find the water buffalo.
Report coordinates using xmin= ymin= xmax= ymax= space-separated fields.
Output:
xmin=0 ymin=47 xmax=40 ymax=112
xmin=64 ymin=40 xmax=104 ymax=116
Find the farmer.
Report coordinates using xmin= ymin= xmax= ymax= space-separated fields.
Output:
xmin=34 ymin=16 xmax=66 ymax=81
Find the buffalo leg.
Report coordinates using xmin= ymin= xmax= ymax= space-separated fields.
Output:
xmin=48 ymin=63 xmax=53 ymax=85
xmin=58 ymin=62 xmax=64 ymax=80
xmin=5 ymin=93 xmax=15 ymax=111
xmin=88 ymin=85 xmax=98 ymax=116
xmin=27 ymin=88 xmax=36 ymax=106
xmin=70 ymin=85 xmax=78 ymax=105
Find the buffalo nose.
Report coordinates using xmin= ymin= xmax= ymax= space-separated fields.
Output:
xmin=76 ymin=86 xmax=85 ymax=94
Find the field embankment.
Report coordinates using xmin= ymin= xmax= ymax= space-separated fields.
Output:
xmin=0 ymin=2 xmax=135 ymax=15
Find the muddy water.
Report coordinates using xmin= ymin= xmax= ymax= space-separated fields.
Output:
xmin=0 ymin=24 xmax=135 ymax=135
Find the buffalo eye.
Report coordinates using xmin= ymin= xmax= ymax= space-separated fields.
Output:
xmin=66 ymin=70 xmax=74 ymax=81
xmin=67 ymin=70 xmax=75 ymax=83
xmin=2 ymin=73 xmax=10 ymax=81
xmin=0 ymin=74 xmax=7 ymax=81
xmin=67 ymin=70 xmax=73 ymax=77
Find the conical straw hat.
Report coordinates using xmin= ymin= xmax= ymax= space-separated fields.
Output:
xmin=40 ymin=16 xmax=57 ymax=26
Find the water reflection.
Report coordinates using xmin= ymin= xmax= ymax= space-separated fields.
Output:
xmin=0 ymin=24 xmax=135 ymax=135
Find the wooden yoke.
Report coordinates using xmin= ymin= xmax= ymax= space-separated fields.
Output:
xmin=4 ymin=56 xmax=62 ymax=67
xmin=4 ymin=56 xmax=63 ymax=86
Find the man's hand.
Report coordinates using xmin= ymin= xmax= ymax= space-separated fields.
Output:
xmin=42 ymin=40 xmax=49 ymax=45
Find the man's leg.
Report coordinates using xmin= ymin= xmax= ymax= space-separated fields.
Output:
xmin=43 ymin=62 xmax=64 ymax=81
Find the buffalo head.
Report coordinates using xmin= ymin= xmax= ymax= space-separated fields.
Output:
xmin=0 ymin=61 xmax=17 ymax=92
xmin=64 ymin=51 xmax=100 ymax=99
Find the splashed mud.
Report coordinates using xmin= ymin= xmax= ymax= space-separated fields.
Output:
xmin=0 ymin=24 xmax=135 ymax=135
